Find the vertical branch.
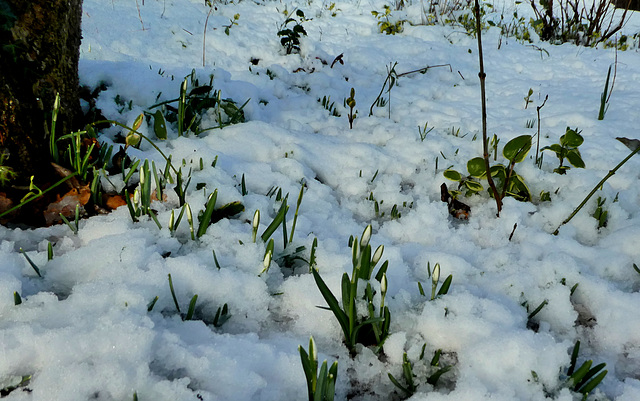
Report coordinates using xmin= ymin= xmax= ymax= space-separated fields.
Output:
xmin=474 ymin=0 xmax=502 ymax=216
xmin=535 ymin=95 xmax=548 ymax=166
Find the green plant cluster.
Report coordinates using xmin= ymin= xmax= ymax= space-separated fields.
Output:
xmin=541 ymin=127 xmax=585 ymax=175
xmin=149 ymin=70 xmax=248 ymax=137
xmin=444 ymin=134 xmax=532 ymax=202
xmin=312 ymin=225 xmax=390 ymax=355
xmin=372 ymin=5 xmax=405 ymax=35
xmin=278 ymin=9 xmax=308 ymax=54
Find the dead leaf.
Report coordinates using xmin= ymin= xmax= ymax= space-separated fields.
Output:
xmin=44 ymin=190 xmax=86 ymax=226
xmin=104 ymin=194 xmax=127 ymax=210
xmin=441 ymin=183 xmax=471 ymax=219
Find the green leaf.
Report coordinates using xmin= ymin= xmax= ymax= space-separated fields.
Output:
xmin=542 ymin=143 xmax=563 ymax=156
xmin=561 ymin=128 xmax=584 ymax=148
xmin=443 ymin=169 xmax=462 ymax=181
xmin=464 ymin=180 xmax=483 ymax=193
xmin=427 ymin=366 xmax=452 ymax=386
xmin=311 ymin=268 xmax=351 ymax=343
xmin=437 ymin=274 xmax=453 ymax=296
xmin=467 ymin=157 xmax=486 ymax=177
xmin=577 ymin=369 xmax=607 ymax=395
xmin=209 ymin=201 xmax=244 ymax=225
xmin=261 ymin=199 xmax=288 ymax=242
xmin=566 ymin=149 xmax=585 ymax=168
xmin=196 ymin=190 xmax=218 ymax=238
xmin=507 ymin=174 xmax=531 ymax=201
xmin=388 ymin=373 xmax=411 ymax=395
xmin=185 ymin=294 xmax=198 ymax=320
xmin=575 ymin=363 xmax=606 ymax=393
xmin=490 ymin=164 xmax=507 ymax=180
xmin=153 ymin=110 xmax=167 ymax=140
xmin=503 ymin=135 xmax=532 ymax=163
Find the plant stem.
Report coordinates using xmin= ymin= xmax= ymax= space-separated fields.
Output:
xmin=553 ymin=144 xmax=640 ymax=235
xmin=535 ymin=95 xmax=548 ymax=167
xmin=474 ymin=0 xmax=501 ymax=216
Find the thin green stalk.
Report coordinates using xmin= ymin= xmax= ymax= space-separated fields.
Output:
xmin=0 ymin=173 xmax=78 ymax=220
xmin=553 ymin=144 xmax=640 ymax=235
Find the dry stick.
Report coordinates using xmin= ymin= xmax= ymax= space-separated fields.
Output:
xmin=474 ymin=0 xmax=502 ymax=216
xmin=203 ymin=7 xmax=214 ymax=67
xmin=606 ymin=44 xmax=618 ymax=104
xmin=395 ymin=63 xmax=452 ymax=78
xmin=553 ymin=144 xmax=640 ymax=235
xmin=135 ymin=0 xmax=146 ymax=30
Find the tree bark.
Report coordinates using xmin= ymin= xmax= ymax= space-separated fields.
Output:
xmin=0 ymin=0 xmax=82 ymax=185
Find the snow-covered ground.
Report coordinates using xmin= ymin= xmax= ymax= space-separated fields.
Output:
xmin=2 ymin=0 xmax=640 ymax=399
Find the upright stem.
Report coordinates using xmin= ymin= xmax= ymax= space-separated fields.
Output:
xmin=474 ymin=0 xmax=502 ymax=216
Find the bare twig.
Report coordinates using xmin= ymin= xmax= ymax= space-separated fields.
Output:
xmin=396 ymin=63 xmax=452 ymax=77
xmin=203 ymin=6 xmax=214 ymax=66
xmin=535 ymin=94 xmax=549 ymax=166
xmin=474 ymin=0 xmax=501 ymax=216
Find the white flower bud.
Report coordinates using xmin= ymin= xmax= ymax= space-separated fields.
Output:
xmin=360 ymin=224 xmax=372 ymax=248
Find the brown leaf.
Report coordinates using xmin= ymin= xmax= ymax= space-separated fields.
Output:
xmin=44 ymin=191 xmax=86 ymax=226
xmin=104 ymin=194 xmax=127 ymax=210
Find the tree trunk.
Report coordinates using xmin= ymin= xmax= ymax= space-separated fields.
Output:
xmin=0 ymin=0 xmax=82 ymax=185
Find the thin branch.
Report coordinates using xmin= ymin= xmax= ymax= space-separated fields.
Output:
xmin=553 ymin=143 xmax=640 ymax=235
xmin=474 ymin=0 xmax=501 ymax=216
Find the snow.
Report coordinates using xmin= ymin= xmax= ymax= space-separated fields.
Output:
xmin=2 ymin=0 xmax=640 ymax=399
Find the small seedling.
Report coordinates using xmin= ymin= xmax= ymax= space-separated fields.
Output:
xmin=223 ymin=13 xmax=240 ymax=36
xmin=319 ymin=96 xmax=341 ymax=117
xmin=149 ymin=70 xmax=248 ymax=135
xmin=592 ymin=196 xmax=608 ymax=229
xmin=565 ymin=341 xmax=608 ymax=399
xmin=299 ymin=336 xmax=338 ymax=401
xmin=167 ymin=274 xmax=198 ymax=321
xmin=19 ymin=248 xmax=42 ymax=277
xmin=418 ymin=122 xmax=434 ymax=142
xmin=372 ymin=5 xmax=405 ymax=35
xmin=388 ymin=348 xmax=451 ymax=398
xmin=346 ymin=88 xmax=357 ymax=129
xmin=598 ymin=64 xmax=614 ymax=120
xmin=278 ymin=9 xmax=308 ymax=54
xmin=524 ymin=88 xmax=534 ymax=109
xmin=542 ymin=127 xmax=585 ymax=175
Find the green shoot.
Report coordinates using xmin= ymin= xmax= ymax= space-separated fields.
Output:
xmin=212 ymin=249 xmax=222 ymax=270
xmin=252 ymin=210 xmax=260 ymax=243
xmin=289 ymin=183 xmax=305 ymax=244
xmin=196 ymin=189 xmax=218 ymax=238
xmin=19 ymin=248 xmax=42 ymax=277
xmin=299 ymin=336 xmax=338 ymax=401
